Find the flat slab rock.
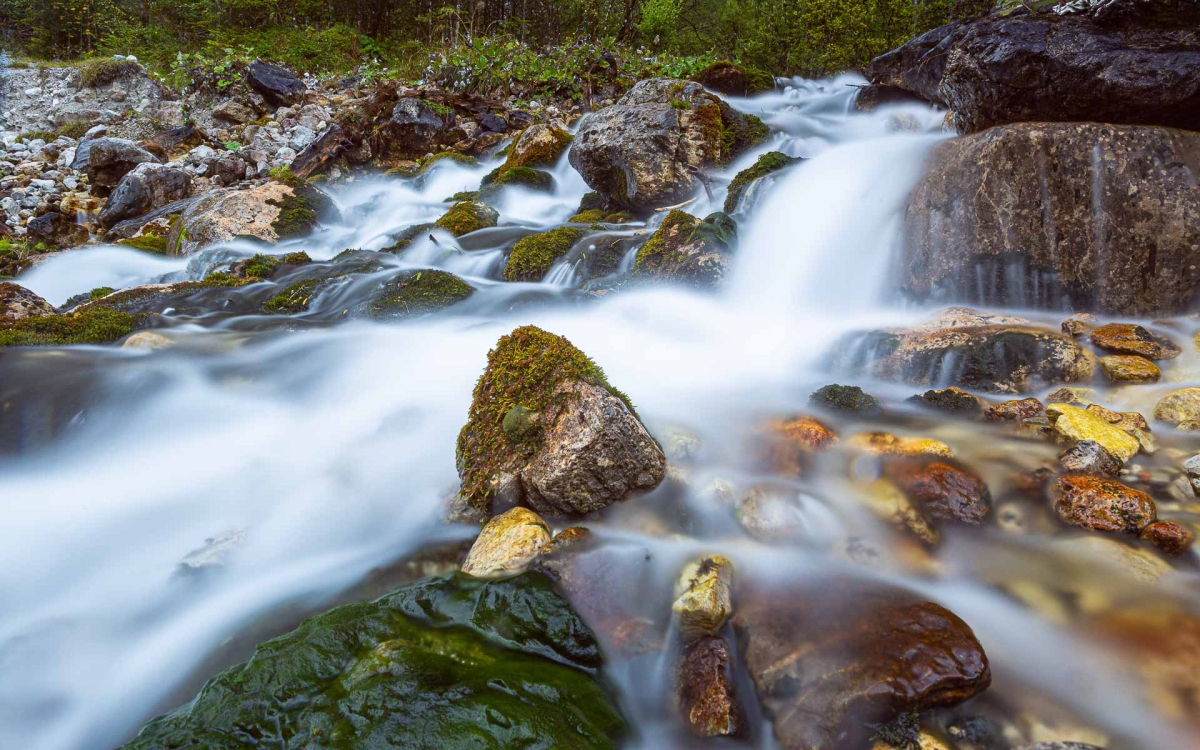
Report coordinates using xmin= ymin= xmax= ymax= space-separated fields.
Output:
xmin=734 ymin=578 xmax=991 ymax=750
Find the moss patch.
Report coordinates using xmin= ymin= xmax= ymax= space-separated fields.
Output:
xmin=268 ymin=186 xmax=330 ymax=241
xmin=504 ymin=227 xmax=583 ymax=282
xmin=435 ymin=201 xmax=499 ymax=237
xmin=0 ymin=307 xmax=141 ymax=347
xmin=634 ymin=210 xmax=700 ymax=274
xmin=89 ymin=286 xmax=115 ymax=301
xmin=456 ymin=325 xmax=634 ymax=513
xmin=242 ymin=254 xmax=282 ymax=279
xmin=724 ymin=151 xmax=800 ymax=213
xmin=116 ymin=235 xmax=169 ymax=254
xmin=504 ymin=126 xmax=573 ymax=171
xmin=489 ymin=166 xmax=553 ymax=192
xmin=570 ymin=209 xmax=607 ymax=223
xmin=421 ymin=151 xmax=479 ymax=172
xmin=263 ymin=278 xmax=325 ymax=314
xmin=369 ymin=269 xmax=475 ymax=318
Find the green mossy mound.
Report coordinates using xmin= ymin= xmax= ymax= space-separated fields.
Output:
xmin=504 ymin=227 xmax=584 ymax=282
xmin=435 ymin=201 xmax=500 ymax=237
xmin=503 ymin=126 xmax=573 ymax=171
xmin=488 ymin=166 xmax=554 ymax=192
xmin=421 ymin=151 xmax=479 ymax=171
xmin=723 ymin=151 xmax=801 ymax=213
xmin=633 ymin=210 xmax=700 ymax=274
xmin=79 ymin=58 xmax=142 ymax=88
xmin=632 ymin=211 xmax=734 ymax=286
xmin=0 ymin=307 xmax=141 ymax=347
xmin=116 ymin=235 xmax=169 ymax=254
xmin=456 ymin=325 xmax=634 ymax=513
xmin=688 ymin=211 xmax=737 ymax=248
xmin=269 ymin=186 xmax=333 ymax=240
xmin=692 ymin=61 xmax=776 ymax=97
xmin=89 ymin=286 xmax=116 ymax=301
xmin=369 ymin=269 xmax=475 ymax=318
xmin=810 ymin=384 xmax=882 ymax=414
xmin=117 ymin=572 xmax=626 ymax=750
xmin=263 ymin=278 xmax=326 ymax=314
xmin=569 ymin=209 xmax=632 ymax=224
xmin=241 ymin=254 xmax=282 ymax=279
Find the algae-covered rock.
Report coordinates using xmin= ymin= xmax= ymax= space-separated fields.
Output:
xmin=632 ymin=210 xmax=733 ymax=287
xmin=1099 ymin=355 xmax=1160 ymax=384
xmin=456 ymin=325 xmax=664 ymax=516
xmin=809 ymin=384 xmax=881 ymax=414
xmin=435 ymin=200 xmax=500 ymax=237
xmin=504 ymin=124 xmax=573 ymax=171
xmin=485 ymin=166 xmax=554 ymax=193
xmin=369 ymin=269 xmax=474 ymax=317
xmin=262 ymin=277 xmax=331 ymax=314
xmin=723 ymin=151 xmax=800 ymax=213
xmin=504 ymin=227 xmax=584 ymax=282
xmin=569 ymin=79 xmax=768 ymax=211
xmin=461 ymin=507 xmax=552 ymax=577
xmin=117 ymin=572 xmax=626 ymax=750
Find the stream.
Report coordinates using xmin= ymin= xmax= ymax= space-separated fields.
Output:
xmin=1 ymin=74 xmax=1197 ymax=750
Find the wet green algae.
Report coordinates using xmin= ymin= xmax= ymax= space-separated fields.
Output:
xmin=456 ymin=325 xmax=635 ymax=514
xmin=370 ymin=269 xmax=475 ymax=317
xmin=504 ymin=227 xmax=584 ymax=282
xmin=117 ymin=572 xmax=626 ymax=750
xmin=435 ymin=201 xmax=499 ymax=237
xmin=0 ymin=307 xmax=141 ymax=347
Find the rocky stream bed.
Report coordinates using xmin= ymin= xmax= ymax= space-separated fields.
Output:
xmin=2 ymin=3 xmax=1200 ymax=750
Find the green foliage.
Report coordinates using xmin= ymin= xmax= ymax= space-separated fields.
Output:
xmin=241 ymin=253 xmax=282 ymax=279
xmin=88 ymin=286 xmax=116 ymax=300
xmin=504 ymin=227 xmax=584 ymax=282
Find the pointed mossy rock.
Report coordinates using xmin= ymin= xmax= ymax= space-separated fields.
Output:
xmin=435 ymin=201 xmax=500 ymax=237
xmin=117 ymin=571 xmax=627 ymax=750
xmin=723 ymin=151 xmax=800 ymax=213
xmin=504 ymin=227 xmax=584 ymax=282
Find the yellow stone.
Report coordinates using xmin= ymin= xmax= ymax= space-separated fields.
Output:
xmin=872 ymin=731 xmax=952 ymax=750
xmin=848 ymin=431 xmax=954 ymax=458
xmin=672 ymin=555 xmax=734 ymax=639
xmin=1099 ymin=355 xmax=1160 ymax=383
xmin=460 ymin=507 xmax=551 ymax=577
xmin=860 ymin=479 xmax=939 ymax=547
xmin=1046 ymin=403 xmax=1140 ymax=461
xmin=1153 ymin=387 xmax=1200 ymax=430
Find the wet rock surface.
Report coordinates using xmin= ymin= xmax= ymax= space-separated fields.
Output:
xmin=882 ymin=455 xmax=993 ymax=525
xmin=734 ymin=578 xmax=991 ymax=750
xmin=1090 ymin=324 xmax=1180 ymax=360
xmin=117 ymin=572 xmax=626 ymax=750
xmin=902 ymin=123 xmax=1200 ymax=316
xmin=1051 ymin=475 xmax=1156 ymax=534
xmin=676 ymin=636 xmax=746 ymax=738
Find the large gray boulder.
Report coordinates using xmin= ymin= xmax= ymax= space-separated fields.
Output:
xmin=98 ymin=162 xmax=192 ymax=229
xmin=83 ymin=138 xmax=161 ymax=195
xmin=568 ymin=79 xmax=767 ymax=212
xmin=902 ymin=122 xmax=1200 ymax=316
xmin=867 ymin=12 xmax=1200 ymax=133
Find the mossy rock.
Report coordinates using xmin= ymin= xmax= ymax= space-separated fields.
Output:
xmin=456 ymin=325 xmax=635 ymax=513
xmin=0 ymin=307 xmax=142 ymax=347
xmin=79 ymin=58 xmax=142 ymax=88
xmin=263 ymin=278 xmax=331 ymax=314
xmin=369 ymin=269 xmax=475 ymax=318
xmin=632 ymin=210 xmax=733 ymax=286
xmin=116 ymin=571 xmax=626 ymax=750
xmin=268 ymin=181 xmax=340 ymax=241
xmin=489 ymin=166 xmax=554 ymax=192
xmin=688 ymin=212 xmax=737 ymax=249
xmin=89 ymin=286 xmax=116 ymax=301
xmin=421 ymin=151 xmax=479 ymax=172
xmin=384 ymin=165 xmax=421 ymax=179
xmin=724 ymin=151 xmax=801 ymax=213
xmin=692 ymin=61 xmax=776 ymax=97
xmin=383 ymin=223 xmax=436 ymax=252
xmin=435 ymin=201 xmax=500 ymax=237
xmin=241 ymin=254 xmax=283 ymax=280
xmin=504 ymin=227 xmax=584 ymax=282
xmin=810 ymin=384 xmax=882 ymax=414
xmin=503 ymin=125 xmax=573 ymax=171
xmin=82 ymin=273 xmax=255 ymax=315
xmin=117 ymin=235 xmax=169 ymax=254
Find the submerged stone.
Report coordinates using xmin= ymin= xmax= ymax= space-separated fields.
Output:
xmin=1139 ymin=519 xmax=1194 ymax=557
xmin=672 ymin=555 xmax=734 ymax=640
xmin=676 ymin=636 xmax=746 ymax=738
xmin=1152 ymin=388 xmax=1200 ymax=431
xmin=1051 ymin=475 xmax=1156 ymax=534
xmin=882 ymin=455 xmax=992 ymax=526
xmin=1099 ymin=355 xmax=1160 ymax=384
xmin=809 ymin=384 xmax=881 ymax=414
xmin=117 ymin=572 xmax=626 ymax=750
xmin=1047 ymin=404 xmax=1141 ymax=461
xmin=369 ymin=269 xmax=475 ymax=318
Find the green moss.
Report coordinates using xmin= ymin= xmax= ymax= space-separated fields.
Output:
xmin=809 ymin=384 xmax=881 ymax=414
xmin=423 ymin=98 xmax=454 ymax=117
xmin=692 ymin=61 xmax=776 ymax=96
xmin=634 ymin=210 xmax=699 ymax=274
xmin=0 ymin=307 xmax=141 ymax=347
xmin=434 ymin=201 xmax=499 ymax=237
xmin=504 ymin=227 xmax=583 ymax=282
xmin=385 ymin=165 xmax=421 ymax=179
xmin=282 ymin=251 xmax=312 ymax=265
xmin=569 ymin=209 xmax=606 ymax=223
xmin=115 ymin=572 xmax=625 ymax=750
xmin=201 ymin=271 xmax=249 ymax=288
xmin=490 ymin=166 xmax=553 ymax=192
xmin=446 ymin=190 xmax=480 ymax=202
xmin=421 ymin=151 xmax=479 ymax=172
xmin=18 ymin=130 xmax=56 ymax=143
xmin=369 ymin=269 xmax=475 ymax=318
xmin=688 ymin=212 xmax=737 ymax=249
xmin=724 ymin=151 xmax=800 ymax=213
xmin=456 ymin=325 xmax=636 ymax=513
xmin=268 ymin=192 xmax=319 ymax=240
xmin=242 ymin=254 xmax=282 ymax=279
xmin=263 ymin=278 xmax=323 ymax=314
xmin=503 ymin=126 xmax=573 ymax=171
xmin=576 ymin=192 xmax=607 ymax=214
xmin=721 ymin=112 xmax=769 ymax=163
xmin=79 ymin=58 xmax=142 ymax=88
xmin=88 ymin=286 xmax=115 ymax=301
xmin=56 ymin=120 xmax=92 ymax=139
xmin=114 ymin=235 xmax=168 ymax=254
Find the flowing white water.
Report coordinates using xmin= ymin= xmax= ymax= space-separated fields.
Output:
xmin=1 ymin=74 xmax=1192 ymax=749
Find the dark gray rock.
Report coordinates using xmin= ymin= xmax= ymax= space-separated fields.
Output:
xmin=386 ymin=98 xmax=451 ymax=155
xmin=98 ymin=162 xmax=192 ymax=229
xmin=245 ymin=61 xmax=305 ymax=108
xmin=1059 ymin=440 xmax=1122 ymax=476
xmin=84 ymin=137 xmax=161 ymax=195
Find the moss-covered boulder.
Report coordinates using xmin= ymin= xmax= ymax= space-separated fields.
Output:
xmin=262 ymin=277 xmax=330 ymax=314
xmin=369 ymin=269 xmax=475 ymax=318
xmin=435 ymin=201 xmax=500 ymax=237
xmin=504 ymin=227 xmax=584 ymax=282
xmin=456 ymin=326 xmax=665 ymax=517
xmin=117 ymin=572 xmax=627 ymax=750
xmin=723 ymin=151 xmax=801 ymax=213
xmin=484 ymin=166 xmax=554 ymax=193
xmin=77 ymin=274 xmax=256 ymax=316
xmin=632 ymin=210 xmax=734 ymax=287
xmin=0 ymin=307 xmax=142 ymax=347
xmin=692 ymin=61 xmax=776 ymax=97
xmin=502 ymin=124 xmax=573 ymax=171
xmin=569 ymin=79 xmax=768 ymax=212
